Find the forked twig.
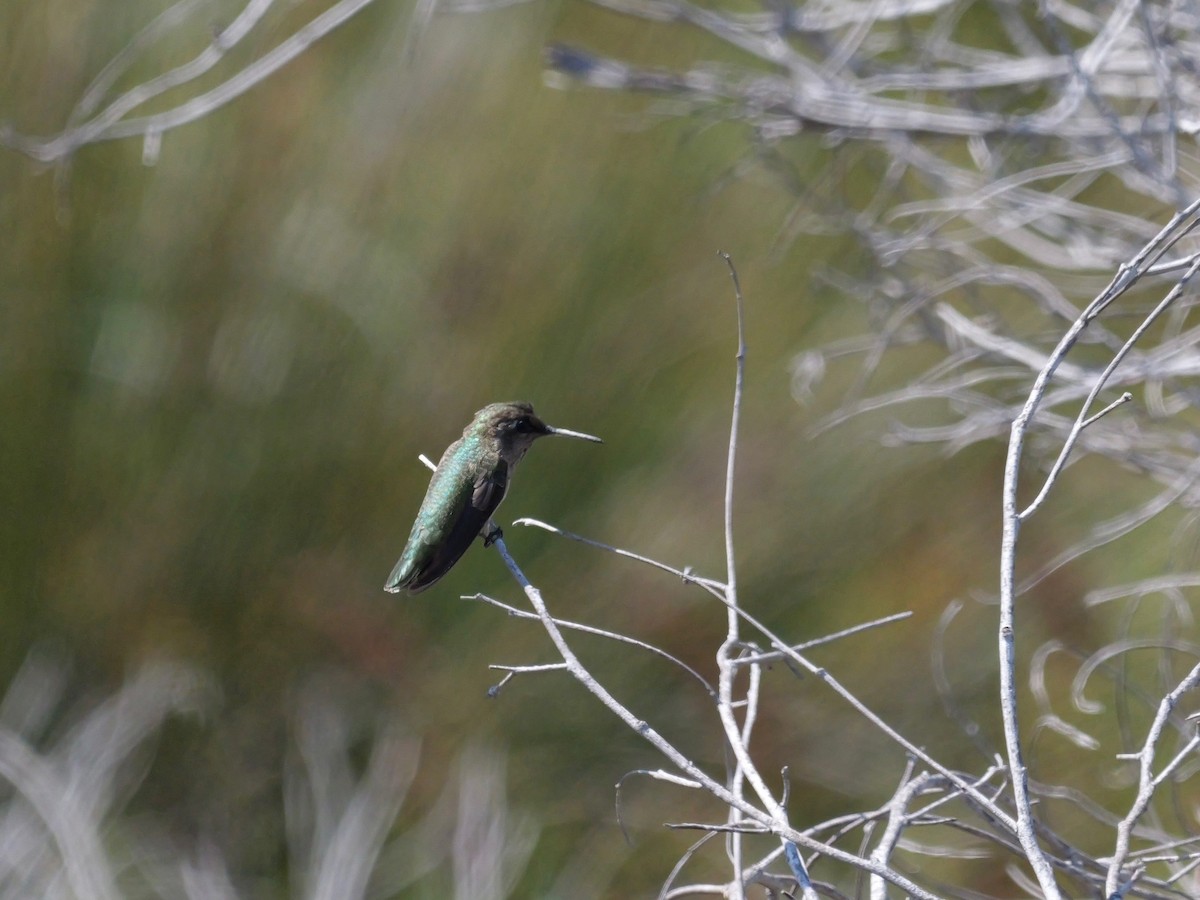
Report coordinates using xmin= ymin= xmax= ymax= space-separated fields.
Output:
xmin=488 ymin=534 xmax=937 ymax=898
xmin=1105 ymin=661 xmax=1200 ymax=897
xmin=996 ymin=198 xmax=1200 ymax=900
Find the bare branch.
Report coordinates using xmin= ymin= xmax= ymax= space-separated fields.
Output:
xmin=1106 ymin=662 xmax=1200 ymax=896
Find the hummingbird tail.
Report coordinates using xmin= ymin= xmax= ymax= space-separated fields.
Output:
xmin=384 ymin=558 xmax=411 ymax=593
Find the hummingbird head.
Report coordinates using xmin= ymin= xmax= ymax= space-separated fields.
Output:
xmin=476 ymin=402 xmax=602 ymax=467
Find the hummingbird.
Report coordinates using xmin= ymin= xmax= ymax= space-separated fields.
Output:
xmin=384 ymin=402 xmax=602 ymax=594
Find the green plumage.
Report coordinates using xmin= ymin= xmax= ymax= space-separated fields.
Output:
xmin=384 ymin=402 xmax=601 ymax=594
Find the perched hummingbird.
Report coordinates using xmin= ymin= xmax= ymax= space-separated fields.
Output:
xmin=384 ymin=402 xmax=602 ymax=594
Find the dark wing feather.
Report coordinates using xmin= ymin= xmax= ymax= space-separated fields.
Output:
xmin=396 ymin=459 xmax=509 ymax=593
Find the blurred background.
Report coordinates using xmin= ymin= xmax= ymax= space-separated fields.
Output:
xmin=2 ymin=0 xmax=1193 ymax=896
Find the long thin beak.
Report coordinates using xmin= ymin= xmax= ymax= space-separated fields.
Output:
xmin=545 ymin=425 xmax=603 ymax=443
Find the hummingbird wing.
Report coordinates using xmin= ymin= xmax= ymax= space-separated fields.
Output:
xmin=385 ymin=459 xmax=510 ymax=594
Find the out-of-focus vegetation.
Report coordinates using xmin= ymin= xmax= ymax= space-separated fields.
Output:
xmin=4 ymin=0 xmax=1196 ymax=896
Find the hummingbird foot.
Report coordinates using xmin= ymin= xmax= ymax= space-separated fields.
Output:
xmin=482 ymin=521 xmax=503 ymax=547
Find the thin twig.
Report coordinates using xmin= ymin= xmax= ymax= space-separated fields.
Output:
xmin=488 ymin=536 xmax=941 ymax=898
xmin=3 ymin=0 xmax=384 ymax=162
xmin=732 ymin=612 xmax=914 ymax=666
xmin=1105 ymin=661 xmax=1200 ymax=897
xmin=468 ymin=592 xmax=716 ymax=696
xmin=995 ymin=198 xmax=1200 ymax=900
